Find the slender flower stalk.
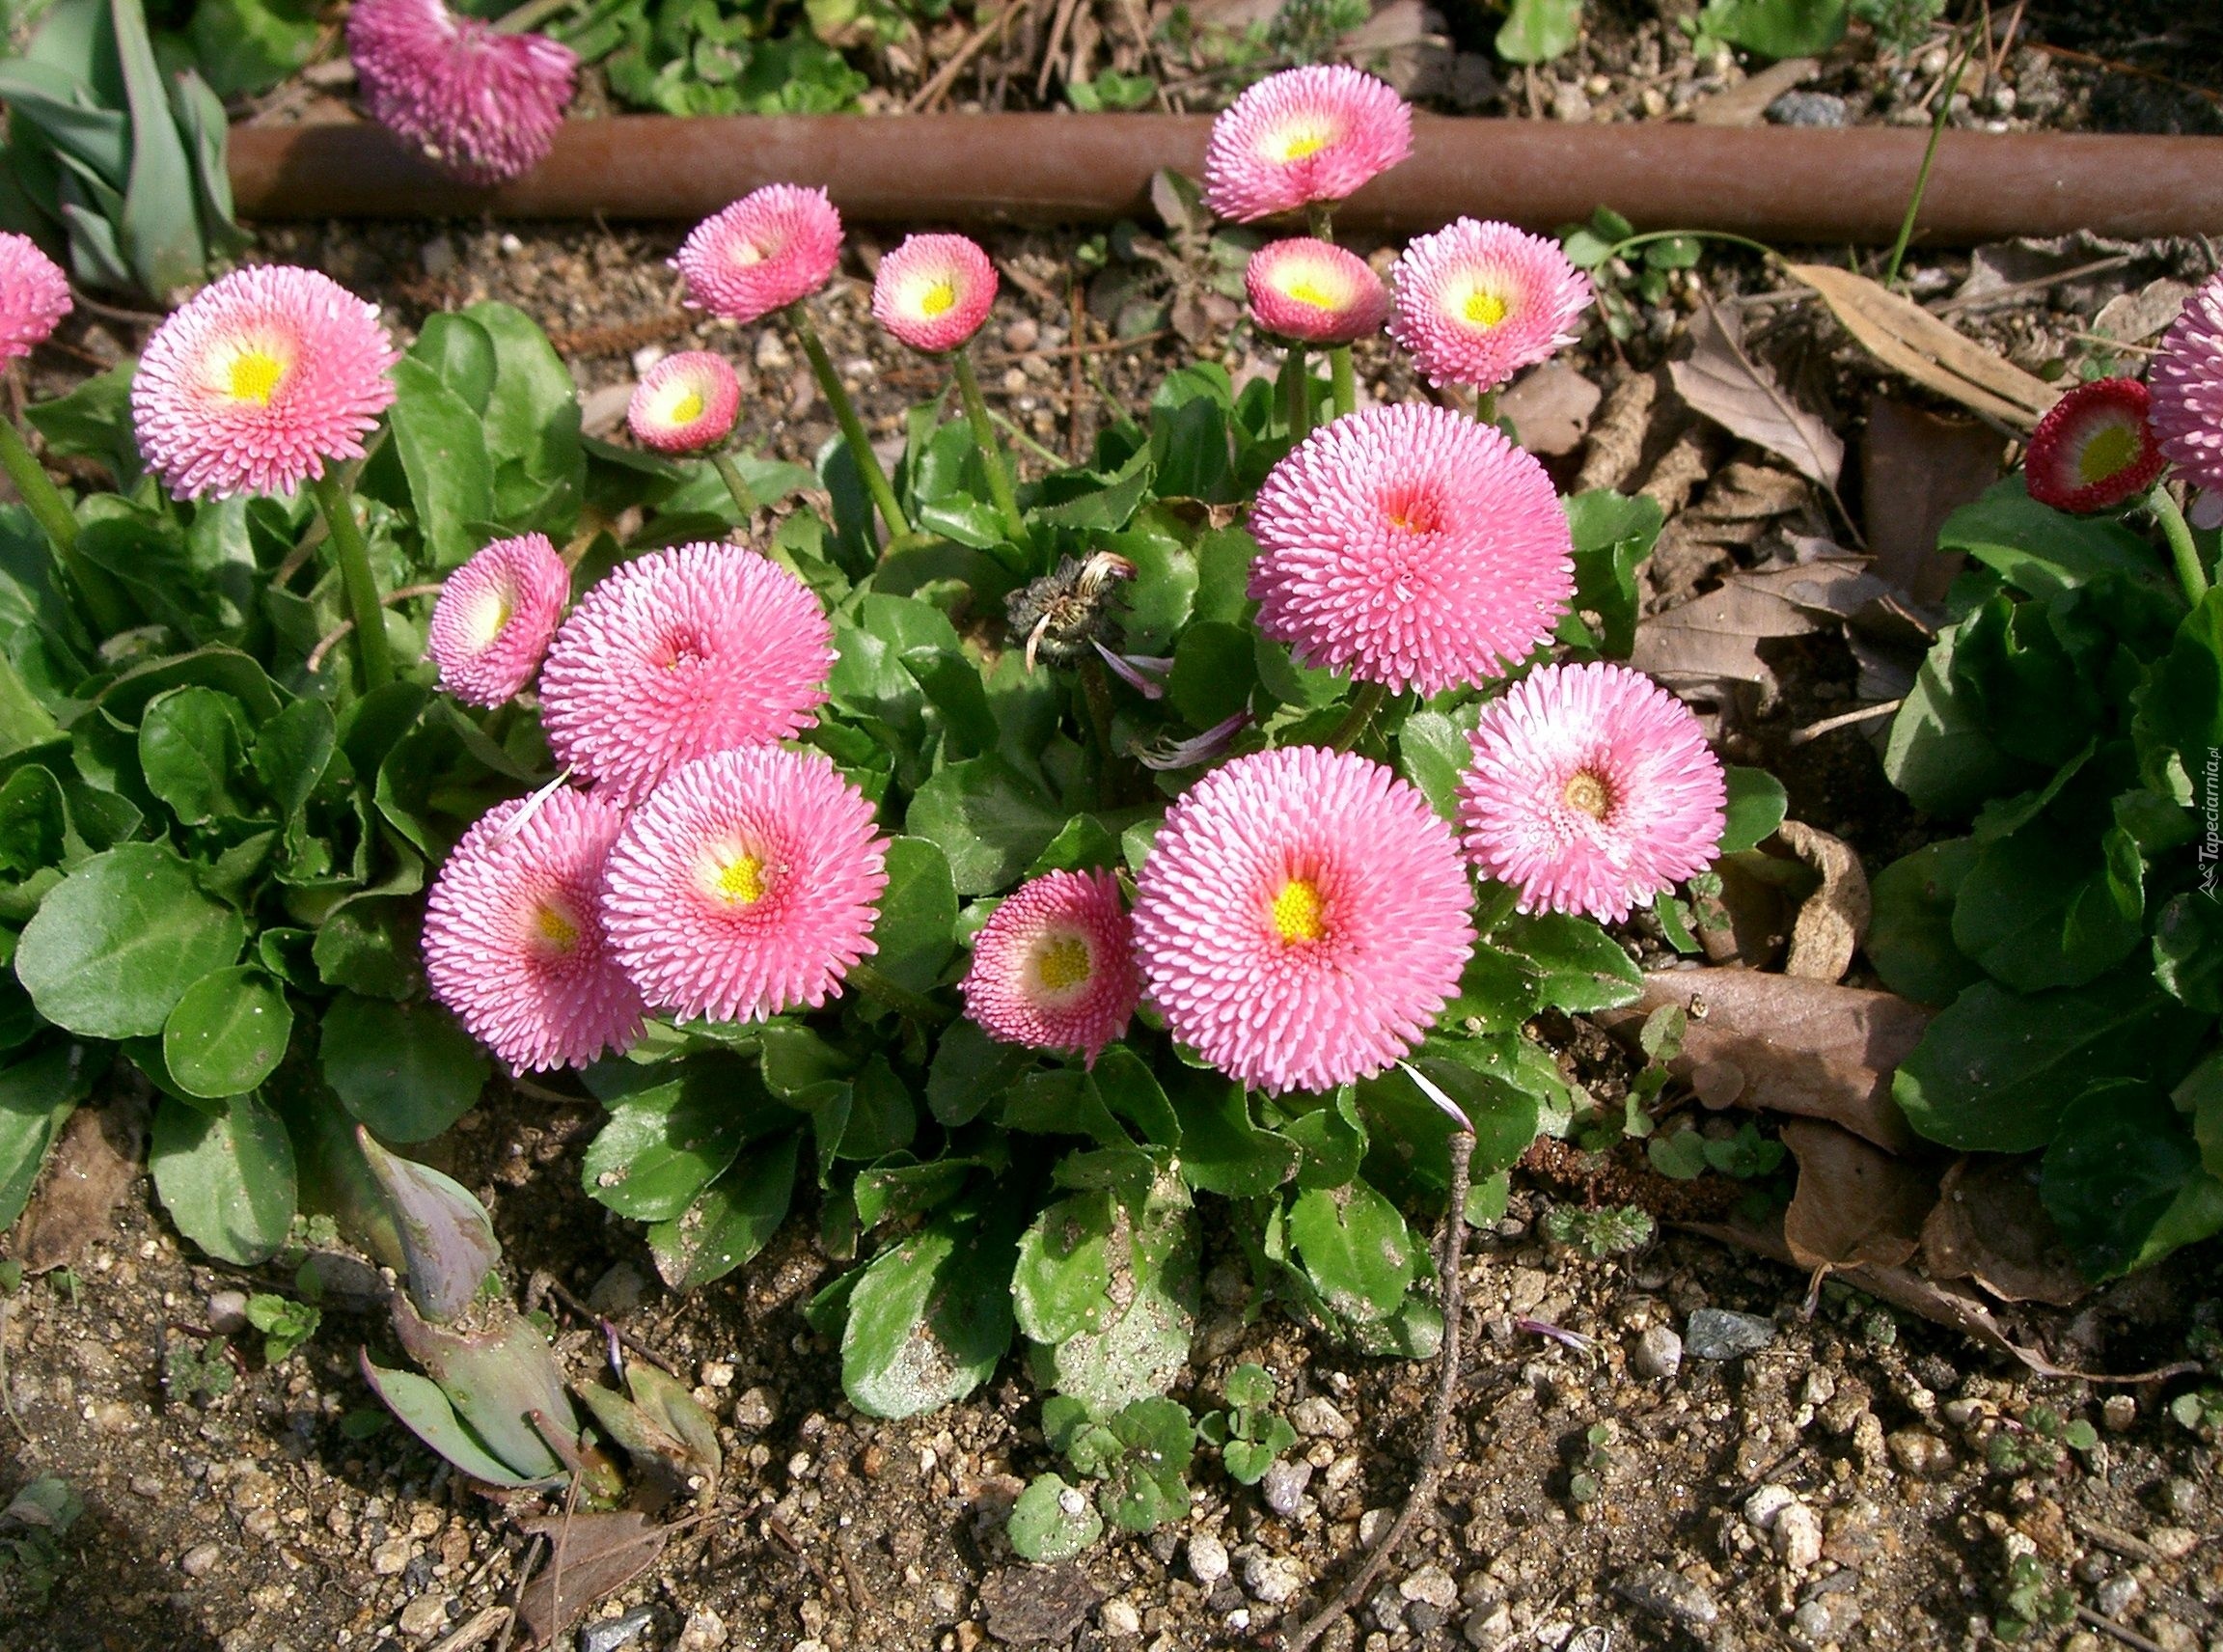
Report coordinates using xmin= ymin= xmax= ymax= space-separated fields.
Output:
xmin=1328 ymin=680 xmax=1387 ymax=751
xmin=2152 ymin=484 xmax=2210 ymax=605
xmin=310 ymin=471 xmax=395 ymax=690
xmin=0 ymin=419 xmax=129 ymax=635
xmin=1283 ymin=344 xmax=1311 ymax=442
xmin=950 ymin=346 xmax=1026 ymax=545
xmin=1330 ymin=346 xmax=1357 ymax=419
xmin=787 ymin=302 xmax=911 ymax=539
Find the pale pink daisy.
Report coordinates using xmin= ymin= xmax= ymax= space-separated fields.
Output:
xmin=1132 ymin=746 xmax=1474 ymax=1096
xmin=961 ymin=868 xmax=1139 ymax=1064
xmin=1245 ymin=238 xmax=1388 ymax=346
xmin=2022 ymin=378 xmax=2164 ymax=514
xmin=348 ymin=0 xmax=576 ymax=185
xmin=427 ymin=533 xmax=569 ymax=707
xmin=0 ymin=234 xmax=69 ymax=364
xmin=1389 ymin=218 xmax=1592 ymax=392
xmin=2153 ymin=272 xmax=2223 ymax=522
xmin=1458 ymin=662 xmax=1726 ymax=925
xmin=672 ymin=185 xmax=843 ymax=325
xmin=1248 ymin=402 xmax=1574 ymax=695
xmin=600 ymin=746 xmax=889 ymax=1024
xmin=131 ymin=265 xmax=398 ymax=499
xmin=627 ymin=351 xmax=741 ymax=454
xmin=1202 ymin=66 xmax=1413 ymax=224
xmin=422 ymin=788 xmax=645 ymax=1072
xmin=871 ymin=234 xmax=998 ymax=354
xmin=537 ymin=542 xmax=833 ymax=805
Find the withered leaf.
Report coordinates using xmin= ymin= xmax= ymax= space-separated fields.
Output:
xmin=1630 ymin=557 xmax=1886 ymax=695
xmin=1667 ymin=299 xmax=1843 ymax=489
xmin=1919 ymin=1155 xmax=2090 ymax=1308
xmin=1776 ymin=820 xmax=1870 ymax=984
xmin=1789 ymin=263 xmax=2060 ymax=429
xmin=1860 ymin=396 xmax=2001 ymax=604
xmin=19 ymin=1094 xmax=147 ymax=1274
xmin=516 ymin=1510 xmax=668 ymax=1648
xmin=1689 ymin=56 xmax=1820 ymax=125
xmin=1779 ymin=1118 xmax=1937 ymax=1274
xmin=1499 ymin=359 xmax=1602 ymax=457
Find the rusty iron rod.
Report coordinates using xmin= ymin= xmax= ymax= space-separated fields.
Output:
xmin=227 ymin=115 xmax=2223 ymax=245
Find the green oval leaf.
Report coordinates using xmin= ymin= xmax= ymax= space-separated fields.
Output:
xmin=139 ymin=685 xmax=256 ymax=825
xmin=150 ymin=1091 xmax=296 ymax=1265
xmin=319 ymin=994 xmax=491 ymax=1143
xmin=841 ymin=1204 xmax=1018 ymax=1418
xmin=163 ymin=967 xmax=293 ymax=1100
xmin=868 ymin=837 xmax=958 ymax=994
xmin=1718 ymin=765 xmax=1788 ymax=854
xmin=16 ymin=843 xmax=247 ymax=1038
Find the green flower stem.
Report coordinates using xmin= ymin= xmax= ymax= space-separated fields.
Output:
xmin=1327 ymin=680 xmax=1387 ymax=753
xmin=712 ymin=452 xmax=758 ymax=521
xmin=1308 ymin=203 xmax=1333 ymax=241
xmin=951 ymin=345 xmax=1027 ymax=546
xmin=1329 ymin=346 xmax=1356 ymax=420
xmin=787 ymin=302 xmax=911 ymax=539
xmin=1884 ymin=30 xmax=1976 ymax=289
xmin=1607 ymin=229 xmax=1781 ymax=267
xmin=2153 ymin=484 xmax=2210 ymax=607
xmin=1285 ymin=344 xmax=1311 ymax=442
xmin=310 ymin=469 xmax=395 ymax=692
xmin=1474 ymin=389 xmax=1499 ymax=427
xmin=0 ymin=416 xmax=130 ymax=637
xmin=493 ymin=0 xmax=577 ymax=32
xmin=847 ymin=961 xmax=949 ymax=1024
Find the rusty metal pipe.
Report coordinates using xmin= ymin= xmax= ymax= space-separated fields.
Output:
xmin=228 ymin=114 xmax=2223 ymax=245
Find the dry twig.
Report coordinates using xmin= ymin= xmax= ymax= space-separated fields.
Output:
xmin=908 ymin=0 xmax=1029 ymax=113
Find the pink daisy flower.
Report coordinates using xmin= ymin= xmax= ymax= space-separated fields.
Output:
xmin=1131 ymin=746 xmax=1474 ymax=1096
xmin=1458 ymin=661 xmax=1726 ymax=925
xmin=1248 ymin=402 xmax=1574 ymax=695
xmin=348 ymin=0 xmax=576 ymax=186
xmin=2022 ymin=378 xmax=2166 ymax=513
xmin=672 ymin=185 xmax=843 ymax=325
xmin=0 ymin=234 xmax=70 ymax=364
xmin=422 ymin=788 xmax=645 ymax=1073
xmin=1202 ymin=66 xmax=1413 ymax=224
xmin=871 ymin=234 xmax=998 ymax=354
xmin=427 ymin=533 xmax=569 ymax=707
xmin=1389 ymin=218 xmax=1593 ymax=393
xmin=600 ymin=746 xmax=889 ymax=1024
xmin=132 ymin=264 xmax=398 ymax=500
xmin=2153 ymin=272 xmax=2223 ymax=518
xmin=1245 ymin=237 xmax=1389 ymax=346
xmin=961 ymin=868 xmax=1139 ymax=1064
xmin=537 ymin=542 xmax=834 ymax=806
xmin=627 ymin=351 xmax=741 ymax=454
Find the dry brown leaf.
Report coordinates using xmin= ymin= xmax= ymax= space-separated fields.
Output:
xmin=1694 ymin=856 xmax=1792 ymax=968
xmin=1630 ymin=557 xmax=1884 ymax=695
xmin=1499 ymin=359 xmax=1602 ymax=457
xmin=17 ymin=1094 xmax=147 ymax=1274
xmin=1668 ymin=300 xmax=1844 ymax=489
xmin=1779 ymin=1118 xmax=1937 ymax=1274
xmin=1689 ymin=56 xmax=1819 ymax=126
xmin=1788 ymin=263 xmax=2061 ymax=428
xmin=1574 ymin=372 xmax=1661 ymax=494
xmin=516 ymin=1510 xmax=669 ymax=1648
xmin=2092 ymin=278 xmax=2191 ymax=346
xmin=1860 ymin=397 xmax=2002 ymax=604
xmin=1776 ymin=820 xmax=1870 ymax=983
xmin=1920 ymin=1156 xmax=2090 ymax=1308
xmin=1596 ymin=967 xmax=1928 ymax=1152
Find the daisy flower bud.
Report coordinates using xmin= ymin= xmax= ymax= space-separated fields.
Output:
xmin=1132 ymin=746 xmax=1474 ymax=1096
xmin=2153 ymin=272 xmax=2223 ymax=519
xmin=132 ymin=265 xmax=398 ymax=500
xmin=1245 ymin=238 xmax=1389 ymax=346
xmin=2022 ymin=377 xmax=2166 ymax=513
xmin=871 ymin=234 xmax=998 ymax=354
xmin=672 ymin=185 xmax=843 ymax=325
xmin=627 ymin=351 xmax=742 ymax=454
xmin=427 ymin=533 xmax=570 ymax=707
xmin=1203 ymin=66 xmax=1413 ymax=224
xmin=961 ymin=868 xmax=1140 ymax=1065
xmin=348 ymin=0 xmax=577 ymax=186
xmin=0 ymin=234 xmax=70 ymax=364
xmin=1458 ymin=661 xmax=1726 ymax=925
xmin=1389 ymin=218 xmax=1592 ymax=393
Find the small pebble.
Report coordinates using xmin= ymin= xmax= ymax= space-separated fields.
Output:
xmin=1100 ymin=1598 xmax=1141 ymax=1638
xmin=1401 ymin=1566 xmax=1457 ymax=1610
xmin=1885 ymin=1429 xmax=1955 ymax=1478
xmin=1244 ymin=1552 xmax=1304 ymax=1606
xmin=397 ymin=1595 xmax=448 ymax=1639
xmin=2096 ymin=1577 xmax=2142 ymax=1618
xmin=1261 ymin=1458 xmax=1313 ymax=1518
xmin=676 ymin=1606 xmax=729 ymax=1650
xmin=731 ymin=1388 xmax=776 ymax=1432
xmin=579 ymin=1605 xmax=653 ymax=1652
xmin=1463 ymin=1603 xmax=1513 ymax=1647
xmin=1551 ymin=82 xmax=1593 ymax=123
xmin=1188 ymin=1532 xmax=1230 ymax=1586
xmin=1767 ymin=91 xmax=1851 ymax=127
xmin=179 ymin=1542 xmax=221 ymax=1578
xmin=206 ymin=1292 xmax=249 ymax=1335
xmin=2102 ymin=1395 xmax=2138 ymax=1431
xmin=1292 ymin=1396 xmax=1353 ymax=1440
xmin=2149 ymin=1527 xmax=2198 ymax=1560
xmin=1743 ymin=1484 xmax=1795 ymax=1531
xmin=1614 ymin=1564 xmax=1719 ymax=1631
xmin=1773 ymin=1503 xmax=1823 ymax=1570
xmin=1632 ymin=1325 xmax=1683 ymax=1381
xmin=1685 ymin=1308 xmax=1775 ymax=1361
xmin=371 ymin=1537 xmax=413 ymax=1576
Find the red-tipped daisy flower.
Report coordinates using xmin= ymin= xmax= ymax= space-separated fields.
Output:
xmin=422 ymin=788 xmax=645 ymax=1072
xmin=672 ymin=185 xmax=843 ymax=325
xmin=348 ymin=0 xmax=576 ymax=186
xmin=132 ymin=265 xmax=398 ymax=500
xmin=627 ymin=351 xmax=741 ymax=454
xmin=427 ymin=533 xmax=570 ymax=707
xmin=1245 ymin=238 xmax=1389 ymax=346
xmin=1389 ymin=218 xmax=1592 ymax=393
xmin=2023 ymin=377 xmax=2167 ymax=513
xmin=0 ymin=234 xmax=69 ymax=364
xmin=538 ymin=542 xmax=834 ymax=805
xmin=2153 ymin=273 xmax=2223 ymax=520
xmin=962 ymin=868 xmax=1140 ymax=1064
xmin=1132 ymin=746 xmax=1474 ymax=1096
xmin=1458 ymin=661 xmax=1726 ymax=925
xmin=871 ymin=234 xmax=998 ymax=354
xmin=1248 ymin=402 xmax=1574 ymax=695
xmin=600 ymin=746 xmax=889 ymax=1024
xmin=1203 ymin=66 xmax=1413 ymax=224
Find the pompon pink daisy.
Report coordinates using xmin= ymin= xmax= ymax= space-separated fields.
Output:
xmin=627 ymin=351 xmax=741 ymax=454
xmin=1245 ymin=238 xmax=1389 ymax=346
xmin=1248 ymin=402 xmax=1574 ymax=695
xmin=1203 ymin=66 xmax=1413 ymax=224
xmin=427 ymin=533 xmax=569 ymax=707
xmin=422 ymin=788 xmax=645 ymax=1072
xmin=537 ymin=542 xmax=834 ymax=805
xmin=961 ymin=868 xmax=1139 ymax=1064
xmin=600 ymin=746 xmax=889 ymax=1024
xmin=2153 ymin=272 xmax=2223 ymax=511
xmin=132 ymin=264 xmax=398 ymax=500
xmin=1458 ymin=661 xmax=1726 ymax=925
xmin=1389 ymin=218 xmax=1592 ymax=392
xmin=871 ymin=234 xmax=998 ymax=354
xmin=0 ymin=234 xmax=69 ymax=364
xmin=672 ymin=185 xmax=843 ymax=325
xmin=1132 ymin=746 xmax=1474 ymax=1096
xmin=347 ymin=0 xmax=576 ymax=186
xmin=2023 ymin=378 xmax=2166 ymax=513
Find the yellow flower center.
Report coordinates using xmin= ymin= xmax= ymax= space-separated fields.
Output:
xmin=714 ymin=851 xmax=767 ymax=905
xmin=1563 ymin=770 xmax=1612 ymax=820
xmin=467 ymin=588 xmax=515 ymax=649
xmin=1381 ymin=484 xmax=1442 ymax=536
xmin=534 ymin=900 xmax=580 ymax=950
xmin=918 ymin=280 xmax=958 ymax=318
xmin=732 ymin=240 xmax=767 ymax=267
xmin=1034 ymin=934 xmax=1093 ymax=993
xmin=669 ymin=387 xmax=706 ymax=426
xmin=1463 ymin=289 xmax=1509 ymax=329
xmin=2076 ymin=421 xmax=2140 ymax=485
xmin=1271 ymin=126 xmax=1332 ymax=162
xmin=227 ymin=349 xmax=287 ymax=406
xmin=1271 ymin=877 xmax=1327 ymax=945
xmin=1283 ymin=276 xmax=1339 ymax=310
